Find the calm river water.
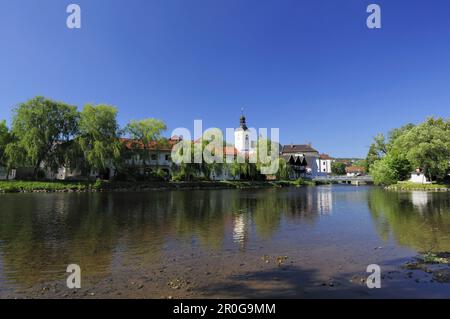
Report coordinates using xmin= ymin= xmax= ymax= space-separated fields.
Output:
xmin=0 ymin=186 xmax=449 ymax=298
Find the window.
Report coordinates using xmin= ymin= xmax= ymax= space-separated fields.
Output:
xmin=165 ymin=154 xmax=171 ymax=161
xmin=151 ymin=154 xmax=157 ymax=161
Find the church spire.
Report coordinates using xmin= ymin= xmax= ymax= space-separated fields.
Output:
xmin=239 ymin=108 xmax=248 ymax=130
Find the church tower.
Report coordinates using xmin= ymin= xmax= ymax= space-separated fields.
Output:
xmin=234 ymin=111 xmax=256 ymax=154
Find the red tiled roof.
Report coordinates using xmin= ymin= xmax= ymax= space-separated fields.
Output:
xmin=121 ymin=137 xmax=239 ymax=156
xmin=120 ymin=137 xmax=179 ymax=151
xmin=224 ymin=146 xmax=238 ymax=156
xmin=345 ymin=166 xmax=366 ymax=173
xmin=319 ymin=153 xmax=333 ymax=160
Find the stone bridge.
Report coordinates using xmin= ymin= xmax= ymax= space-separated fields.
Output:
xmin=312 ymin=175 xmax=374 ymax=185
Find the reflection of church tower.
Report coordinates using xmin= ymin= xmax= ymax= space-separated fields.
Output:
xmin=234 ymin=111 xmax=256 ymax=154
xmin=233 ymin=212 xmax=249 ymax=251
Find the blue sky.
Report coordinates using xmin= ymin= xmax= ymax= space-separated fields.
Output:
xmin=0 ymin=0 xmax=449 ymax=157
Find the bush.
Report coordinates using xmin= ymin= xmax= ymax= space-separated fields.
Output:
xmin=331 ymin=162 xmax=347 ymax=175
xmin=150 ymin=168 xmax=169 ymax=181
xmin=370 ymin=153 xmax=412 ymax=186
xmin=370 ymin=157 xmax=398 ymax=186
xmin=93 ymin=180 xmax=103 ymax=190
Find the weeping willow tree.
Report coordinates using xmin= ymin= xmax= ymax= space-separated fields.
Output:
xmin=4 ymin=97 xmax=79 ymax=179
xmin=0 ymin=120 xmax=12 ymax=169
xmin=77 ymin=104 xmax=122 ymax=179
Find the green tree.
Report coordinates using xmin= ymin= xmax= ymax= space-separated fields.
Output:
xmin=125 ymin=118 xmax=167 ymax=175
xmin=368 ymin=118 xmax=450 ymax=185
xmin=390 ymin=117 xmax=450 ymax=181
xmin=373 ymin=133 xmax=387 ymax=155
xmin=170 ymin=140 xmax=204 ymax=181
xmin=331 ymin=162 xmax=346 ymax=175
xmin=276 ymin=157 xmax=291 ymax=180
xmin=5 ymin=97 xmax=79 ymax=179
xmin=230 ymin=160 xmax=242 ymax=180
xmin=0 ymin=120 xmax=12 ymax=167
xmin=387 ymin=123 xmax=415 ymax=149
xmin=370 ymin=154 xmax=411 ymax=185
xmin=365 ymin=143 xmax=380 ymax=173
xmin=366 ymin=124 xmax=415 ymax=173
xmin=256 ymin=138 xmax=280 ymax=179
xmin=77 ymin=104 xmax=121 ymax=178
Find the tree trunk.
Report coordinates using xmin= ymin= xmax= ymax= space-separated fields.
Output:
xmin=33 ymin=160 xmax=42 ymax=180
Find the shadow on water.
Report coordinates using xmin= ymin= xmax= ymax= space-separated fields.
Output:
xmin=193 ymin=257 xmax=450 ymax=299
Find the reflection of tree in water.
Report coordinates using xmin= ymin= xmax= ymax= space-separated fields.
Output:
xmin=245 ymin=188 xmax=320 ymax=239
xmin=0 ymin=188 xmax=326 ymax=289
xmin=368 ymin=188 xmax=450 ymax=252
xmin=107 ymin=192 xmax=174 ymax=266
xmin=169 ymin=190 xmax=230 ymax=249
xmin=250 ymin=191 xmax=283 ymax=239
xmin=0 ymin=193 xmax=119 ymax=287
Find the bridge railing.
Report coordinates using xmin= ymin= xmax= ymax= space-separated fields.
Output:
xmin=313 ymin=175 xmax=373 ymax=182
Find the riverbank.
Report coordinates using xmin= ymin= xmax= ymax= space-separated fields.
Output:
xmin=386 ymin=181 xmax=450 ymax=191
xmin=0 ymin=179 xmax=316 ymax=193
xmin=6 ymin=252 xmax=449 ymax=299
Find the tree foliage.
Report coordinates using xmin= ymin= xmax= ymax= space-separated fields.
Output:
xmin=366 ymin=124 xmax=415 ymax=172
xmin=368 ymin=118 xmax=449 ymax=185
xmin=125 ymin=119 xmax=167 ymax=152
xmin=331 ymin=162 xmax=346 ymax=175
xmin=5 ymin=97 xmax=78 ymax=177
xmin=370 ymin=154 xmax=409 ymax=185
xmin=0 ymin=120 xmax=12 ymax=167
xmin=125 ymin=118 xmax=167 ymax=174
xmin=390 ymin=118 xmax=450 ymax=180
xmin=276 ymin=157 xmax=291 ymax=180
xmin=77 ymin=104 xmax=121 ymax=176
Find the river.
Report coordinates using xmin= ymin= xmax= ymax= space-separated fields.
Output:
xmin=0 ymin=185 xmax=449 ymax=298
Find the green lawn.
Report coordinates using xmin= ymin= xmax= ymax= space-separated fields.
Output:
xmin=0 ymin=180 xmax=100 ymax=193
xmin=386 ymin=181 xmax=450 ymax=191
xmin=0 ymin=179 xmax=313 ymax=193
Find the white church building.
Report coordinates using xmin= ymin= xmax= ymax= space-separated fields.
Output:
xmin=234 ymin=114 xmax=257 ymax=155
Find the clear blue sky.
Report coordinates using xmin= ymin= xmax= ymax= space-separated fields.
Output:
xmin=0 ymin=0 xmax=449 ymax=157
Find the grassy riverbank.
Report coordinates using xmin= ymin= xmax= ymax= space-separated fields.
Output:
xmin=0 ymin=180 xmax=101 ymax=193
xmin=386 ymin=181 xmax=450 ymax=191
xmin=0 ymin=179 xmax=316 ymax=193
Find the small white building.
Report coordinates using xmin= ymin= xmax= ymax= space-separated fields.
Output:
xmin=316 ymin=153 xmax=334 ymax=175
xmin=345 ymin=166 xmax=366 ymax=177
xmin=409 ymin=168 xmax=431 ymax=184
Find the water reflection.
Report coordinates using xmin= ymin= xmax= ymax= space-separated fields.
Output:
xmin=0 ymin=188 xmax=322 ymax=288
xmin=368 ymin=188 xmax=450 ymax=252
xmin=410 ymin=191 xmax=431 ymax=211
xmin=0 ymin=186 xmax=449 ymax=291
xmin=232 ymin=212 xmax=249 ymax=250
xmin=316 ymin=187 xmax=333 ymax=215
